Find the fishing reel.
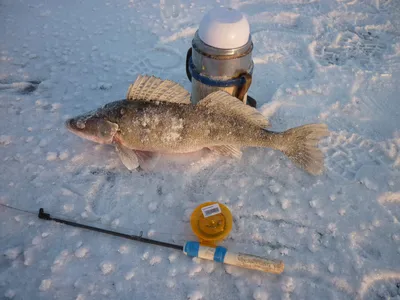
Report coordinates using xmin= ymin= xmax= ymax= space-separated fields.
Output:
xmin=190 ymin=201 xmax=233 ymax=247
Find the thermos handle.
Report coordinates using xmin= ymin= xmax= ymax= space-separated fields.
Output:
xmin=186 ymin=47 xmax=193 ymax=82
xmin=236 ymin=72 xmax=252 ymax=102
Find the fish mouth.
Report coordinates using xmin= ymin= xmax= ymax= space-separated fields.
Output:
xmin=65 ymin=118 xmax=83 ymax=135
xmin=65 ymin=118 xmax=92 ymax=141
xmin=65 ymin=119 xmax=72 ymax=129
xmin=65 ymin=119 xmax=76 ymax=132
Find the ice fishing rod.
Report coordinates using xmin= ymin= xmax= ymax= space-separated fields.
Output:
xmin=37 ymin=208 xmax=183 ymax=251
xmin=1 ymin=203 xmax=284 ymax=274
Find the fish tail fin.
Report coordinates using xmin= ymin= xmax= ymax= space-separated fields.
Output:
xmin=276 ymin=123 xmax=329 ymax=175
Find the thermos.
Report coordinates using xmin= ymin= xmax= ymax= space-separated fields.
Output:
xmin=186 ymin=7 xmax=257 ymax=107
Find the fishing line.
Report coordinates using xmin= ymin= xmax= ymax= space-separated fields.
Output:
xmin=0 ymin=202 xmax=193 ymax=241
xmin=0 ymin=203 xmax=37 ymax=216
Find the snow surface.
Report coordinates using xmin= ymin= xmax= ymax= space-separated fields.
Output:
xmin=1 ymin=0 xmax=400 ymax=299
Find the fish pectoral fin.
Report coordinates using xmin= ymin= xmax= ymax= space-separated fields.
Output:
xmin=115 ymin=144 xmax=139 ymax=171
xmin=198 ymin=90 xmax=270 ymax=129
xmin=134 ymin=150 xmax=160 ymax=171
xmin=209 ymin=145 xmax=242 ymax=159
xmin=126 ymin=75 xmax=191 ymax=104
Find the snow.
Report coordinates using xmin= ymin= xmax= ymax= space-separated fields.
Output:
xmin=0 ymin=0 xmax=400 ymax=299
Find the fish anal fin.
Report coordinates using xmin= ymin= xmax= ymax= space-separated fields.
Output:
xmin=126 ymin=75 xmax=191 ymax=104
xmin=199 ymin=90 xmax=270 ymax=128
xmin=134 ymin=150 xmax=161 ymax=171
xmin=115 ymin=144 xmax=139 ymax=171
xmin=210 ymin=145 xmax=242 ymax=159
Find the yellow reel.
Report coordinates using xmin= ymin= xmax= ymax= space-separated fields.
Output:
xmin=190 ymin=202 xmax=232 ymax=246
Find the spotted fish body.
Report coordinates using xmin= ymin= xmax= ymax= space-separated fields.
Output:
xmin=101 ymin=100 xmax=272 ymax=152
xmin=66 ymin=75 xmax=329 ymax=175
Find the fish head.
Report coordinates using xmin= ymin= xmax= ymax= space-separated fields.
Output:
xmin=65 ymin=109 xmax=119 ymax=144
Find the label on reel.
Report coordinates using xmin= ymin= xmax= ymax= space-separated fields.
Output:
xmin=201 ymin=203 xmax=221 ymax=218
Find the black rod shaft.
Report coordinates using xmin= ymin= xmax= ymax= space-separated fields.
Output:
xmin=38 ymin=208 xmax=184 ymax=251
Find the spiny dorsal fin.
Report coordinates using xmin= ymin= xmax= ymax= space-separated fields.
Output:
xmin=199 ymin=91 xmax=270 ymax=128
xmin=126 ymin=75 xmax=191 ymax=104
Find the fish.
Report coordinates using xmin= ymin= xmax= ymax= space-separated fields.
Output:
xmin=65 ymin=75 xmax=329 ymax=175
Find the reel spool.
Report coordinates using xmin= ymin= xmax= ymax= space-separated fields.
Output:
xmin=190 ymin=202 xmax=232 ymax=246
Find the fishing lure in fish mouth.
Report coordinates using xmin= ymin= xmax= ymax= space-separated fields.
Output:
xmin=66 ymin=74 xmax=329 ymax=175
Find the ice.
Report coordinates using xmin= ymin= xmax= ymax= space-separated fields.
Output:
xmin=4 ymin=247 xmax=21 ymax=260
xmin=100 ymin=262 xmax=115 ymax=275
xmin=4 ymin=290 xmax=16 ymax=299
xmin=188 ymin=263 xmax=202 ymax=277
xmin=0 ymin=135 xmax=12 ymax=146
xmin=32 ymin=236 xmax=42 ymax=245
xmin=75 ymin=247 xmax=89 ymax=258
xmin=149 ymin=255 xmax=162 ymax=266
xmin=118 ymin=244 xmax=130 ymax=254
xmin=63 ymin=203 xmax=74 ymax=212
xmin=51 ymin=250 xmax=70 ymax=272
xmin=23 ymin=248 xmax=35 ymax=266
xmin=39 ymin=279 xmax=52 ymax=291
xmin=165 ymin=278 xmax=175 ymax=288
xmin=1 ymin=0 xmax=400 ymax=299
xmin=253 ymin=288 xmax=269 ymax=300
xmin=202 ymin=261 xmax=215 ymax=274
xmin=141 ymin=251 xmax=149 ymax=261
xmin=76 ymin=294 xmax=85 ymax=300
xmin=168 ymin=253 xmax=178 ymax=263
xmin=148 ymin=202 xmax=159 ymax=212
xmin=47 ymin=152 xmax=59 ymax=161
xmin=124 ymin=270 xmax=135 ymax=280
xmin=280 ymin=198 xmax=291 ymax=210
xmin=187 ymin=290 xmax=203 ymax=300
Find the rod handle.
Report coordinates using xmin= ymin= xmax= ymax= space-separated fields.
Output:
xmin=183 ymin=241 xmax=284 ymax=274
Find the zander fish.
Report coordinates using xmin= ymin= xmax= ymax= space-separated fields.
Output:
xmin=65 ymin=75 xmax=329 ymax=175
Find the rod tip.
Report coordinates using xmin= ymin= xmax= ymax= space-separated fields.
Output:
xmin=38 ymin=208 xmax=51 ymax=220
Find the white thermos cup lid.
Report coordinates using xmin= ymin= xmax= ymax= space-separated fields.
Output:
xmin=198 ymin=7 xmax=250 ymax=49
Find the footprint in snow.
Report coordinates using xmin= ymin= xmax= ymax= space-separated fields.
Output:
xmin=84 ymin=169 xmax=118 ymax=218
xmin=357 ymin=271 xmax=400 ymax=300
xmin=320 ymin=131 xmax=393 ymax=182
xmin=312 ymin=29 xmax=389 ymax=71
xmin=0 ymin=80 xmax=41 ymax=94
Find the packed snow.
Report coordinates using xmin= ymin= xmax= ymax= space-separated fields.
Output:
xmin=1 ymin=0 xmax=400 ymax=299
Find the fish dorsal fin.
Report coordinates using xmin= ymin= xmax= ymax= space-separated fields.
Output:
xmin=199 ymin=91 xmax=270 ymax=128
xmin=126 ymin=75 xmax=191 ymax=104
